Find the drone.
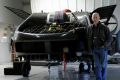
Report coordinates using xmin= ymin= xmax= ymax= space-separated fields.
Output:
xmin=10 ymin=5 xmax=117 ymax=69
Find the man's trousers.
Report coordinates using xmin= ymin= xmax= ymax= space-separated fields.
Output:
xmin=93 ymin=48 xmax=107 ymax=80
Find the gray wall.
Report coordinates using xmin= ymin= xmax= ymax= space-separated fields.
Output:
xmin=31 ymin=0 xmax=95 ymax=13
xmin=0 ymin=0 xmax=23 ymax=26
xmin=23 ymin=5 xmax=31 ymax=14
xmin=23 ymin=3 xmax=31 ymax=14
xmin=0 ymin=0 xmax=23 ymax=63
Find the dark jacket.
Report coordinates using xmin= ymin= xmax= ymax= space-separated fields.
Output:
xmin=87 ymin=22 xmax=112 ymax=51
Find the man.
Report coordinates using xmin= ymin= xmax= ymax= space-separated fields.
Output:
xmin=87 ymin=12 xmax=112 ymax=80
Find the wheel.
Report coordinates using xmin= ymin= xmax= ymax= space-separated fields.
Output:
xmin=79 ymin=61 xmax=91 ymax=73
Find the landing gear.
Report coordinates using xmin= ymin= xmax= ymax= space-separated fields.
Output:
xmin=78 ymin=55 xmax=94 ymax=74
xmin=79 ymin=61 xmax=91 ymax=73
xmin=22 ymin=56 xmax=31 ymax=77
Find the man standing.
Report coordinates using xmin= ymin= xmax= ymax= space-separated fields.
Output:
xmin=88 ymin=12 xmax=112 ymax=80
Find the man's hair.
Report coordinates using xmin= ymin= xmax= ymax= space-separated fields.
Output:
xmin=92 ymin=12 xmax=100 ymax=18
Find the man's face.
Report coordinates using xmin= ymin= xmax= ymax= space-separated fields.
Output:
xmin=92 ymin=13 xmax=100 ymax=25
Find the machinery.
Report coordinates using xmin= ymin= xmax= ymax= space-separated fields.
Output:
xmin=10 ymin=5 xmax=117 ymax=71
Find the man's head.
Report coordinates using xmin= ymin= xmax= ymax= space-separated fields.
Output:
xmin=92 ymin=12 xmax=100 ymax=25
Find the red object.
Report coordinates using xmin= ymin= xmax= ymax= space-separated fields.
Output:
xmin=64 ymin=9 xmax=71 ymax=13
xmin=11 ymin=41 xmax=16 ymax=61
xmin=63 ymin=53 xmax=66 ymax=71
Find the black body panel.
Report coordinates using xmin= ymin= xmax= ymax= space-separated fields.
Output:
xmin=12 ymin=5 xmax=116 ymax=60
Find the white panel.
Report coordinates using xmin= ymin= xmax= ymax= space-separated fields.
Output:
xmin=31 ymin=0 xmax=68 ymax=13
xmin=31 ymin=0 xmax=52 ymax=13
xmin=77 ymin=0 xmax=85 ymax=12
xmin=86 ymin=0 xmax=94 ymax=12
xmin=51 ymin=0 xmax=60 ymax=12
xmin=95 ymin=0 xmax=102 ymax=9
xmin=30 ymin=0 xmax=36 ymax=13
xmin=102 ymin=0 xmax=109 ymax=6
xmin=59 ymin=0 xmax=68 ymax=11
xmin=31 ymin=0 xmax=78 ymax=12
xmin=68 ymin=0 xmax=76 ymax=12
xmin=102 ymin=0 xmax=116 ymax=6
xmin=109 ymin=0 xmax=116 ymax=5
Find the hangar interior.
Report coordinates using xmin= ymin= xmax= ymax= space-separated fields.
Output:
xmin=0 ymin=0 xmax=120 ymax=80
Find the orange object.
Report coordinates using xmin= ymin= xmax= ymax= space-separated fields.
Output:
xmin=63 ymin=52 xmax=66 ymax=71
xmin=11 ymin=41 xmax=16 ymax=61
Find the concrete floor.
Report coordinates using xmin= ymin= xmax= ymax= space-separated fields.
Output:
xmin=0 ymin=62 xmax=120 ymax=80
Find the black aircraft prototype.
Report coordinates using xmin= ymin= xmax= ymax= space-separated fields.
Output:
xmin=11 ymin=5 xmax=117 ymax=62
